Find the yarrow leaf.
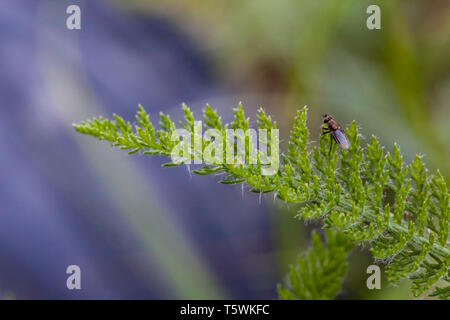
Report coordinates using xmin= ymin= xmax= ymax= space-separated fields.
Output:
xmin=73 ymin=103 xmax=449 ymax=299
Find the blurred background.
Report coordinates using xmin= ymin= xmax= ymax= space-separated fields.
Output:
xmin=0 ymin=0 xmax=448 ymax=299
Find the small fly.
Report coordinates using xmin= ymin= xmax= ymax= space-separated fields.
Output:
xmin=322 ymin=114 xmax=350 ymax=156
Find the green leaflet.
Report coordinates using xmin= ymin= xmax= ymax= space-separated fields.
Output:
xmin=74 ymin=103 xmax=450 ymax=299
xmin=278 ymin=229 xmax=353 ymax=300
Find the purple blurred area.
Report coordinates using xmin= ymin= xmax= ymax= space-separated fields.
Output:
xmin=0 ymin=0 xmax=277 ymax=299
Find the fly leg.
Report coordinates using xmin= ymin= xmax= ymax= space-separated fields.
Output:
xmin=321 ymin=127 xmax=330 ymax=136
xmin=328 ymin=133 xmax=333 ymax=157
xmin=321 ymin=127 xmax=332 ymax=158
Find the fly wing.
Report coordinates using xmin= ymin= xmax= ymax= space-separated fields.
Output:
xmin=333 ymin=129 xmax=350 ymax=150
